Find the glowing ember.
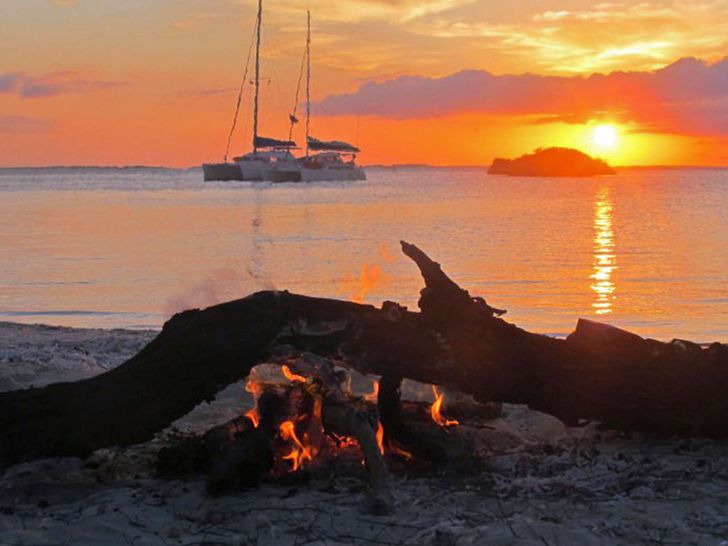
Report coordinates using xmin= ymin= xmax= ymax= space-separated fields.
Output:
xmin=282 ymin=365 xmax=307 ymax=383
xmin=313 ymin=396 xmax=323 ymax=422
xmin=376 ymin=421 xmax=384 ymax=455
xmin=390 ymin=442 xmax=413 ymax=460
xmin=363 ymin=380 xmax=379 ymax=402
xmin=331 ymin=432 xmax=358 ymax=448
xmin=430 ymin=385 xmax=459 ymax=427
xmin=279 ymin=420 xmax=313 ymax=471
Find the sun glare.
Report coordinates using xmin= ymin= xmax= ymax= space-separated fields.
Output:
xmin=593 ymin=125 xmax=618 ymax=148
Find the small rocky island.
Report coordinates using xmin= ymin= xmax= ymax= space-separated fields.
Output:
xmin=489 ymin=147 xmax=615 ymax=177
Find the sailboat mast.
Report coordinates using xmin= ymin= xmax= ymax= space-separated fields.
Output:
xmin=305 ymin=9 xmax=311 ymax=158
xmin=252 ymin=0 xmax=262 ymax=153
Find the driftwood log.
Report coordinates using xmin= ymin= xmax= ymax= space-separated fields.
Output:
xmin=1 ymin=241 xmax=727 ymax=470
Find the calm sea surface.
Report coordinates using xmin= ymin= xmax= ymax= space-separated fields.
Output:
xmin=0 ymin=167 xmax=726 ymax=342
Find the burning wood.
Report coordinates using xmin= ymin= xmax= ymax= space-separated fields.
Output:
xmin=191 ymin=358 xmax=400 ymax=512
xmin=321 ymin=401 xmax=393 ymax=514
xmin=160 ymin=356 xmax=464 ymax=512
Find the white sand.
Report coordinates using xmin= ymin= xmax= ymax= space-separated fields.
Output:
xmin=2 ymin=322 xmax=728 ymax=545
xmin=0 ymin=322 xmax=156 ymax=391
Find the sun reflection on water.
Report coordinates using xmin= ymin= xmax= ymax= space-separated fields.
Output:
xmin=591 ymin=187 xmax=617 ymax=315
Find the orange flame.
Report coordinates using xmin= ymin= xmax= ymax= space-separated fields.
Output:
xmin=279 ymin=420 xmax=313 ymax=471
xmin=379 ymin=242 xmax=396 ymax=263
xmin=245 ymin=408 xmax=260 ymax=428
xmin=363 ymin=380 xmax=379 ymax=403
xmin=339 ymin=264 xmax=386 ymax=304
xmin=282 ymin=365 xmax=307 ymax=383
xmin=430 ymin=385 xmax=459 ymax=427
xmin=244 ymin=374 xmax=263 ymax=428
xmin=245 ymin=375 xmax=262 ymax=396
xmin=376 ymin=421 xmax=384 ymax=455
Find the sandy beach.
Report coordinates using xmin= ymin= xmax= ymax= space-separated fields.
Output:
xmin=3 ymin=0 xmax=728 ymax=542
xmin=2 ymin=322 xmax=728 ymax=545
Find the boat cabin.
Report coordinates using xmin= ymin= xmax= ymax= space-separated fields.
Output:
xmin=300 ymin=151 xmax=357 ymax=168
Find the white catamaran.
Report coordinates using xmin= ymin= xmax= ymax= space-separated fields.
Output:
xmin=202 ymin=0 xmax=299 ymax=182
xmin=264 ymin=11 xmax=366 ymax=183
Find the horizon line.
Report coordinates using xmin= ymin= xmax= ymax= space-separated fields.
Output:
xmin=1 ymin=163 xmax=727 ymax=171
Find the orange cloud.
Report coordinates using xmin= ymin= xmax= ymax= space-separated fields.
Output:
xmin=269 ymin=0 xmax=475 ymax=24
xmin=0 ymin=115 xmax=55 ymax=134
xmin=314 ymin=57 xmax=728 ymax=136
xmin=169 ymin=12 xmax=220 ymax=32
xmin=0 ymin=71 xmax=125 ymax=98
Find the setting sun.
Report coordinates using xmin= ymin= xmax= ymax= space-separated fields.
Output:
xmin=593 ymin=125 xmax=618 ymax=149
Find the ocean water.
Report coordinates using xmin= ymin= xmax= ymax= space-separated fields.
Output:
xmin=0 ymin=166 xmax=726 ymax=342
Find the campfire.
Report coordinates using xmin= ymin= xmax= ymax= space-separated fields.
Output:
xmin=8 ymin=241 xmax=726 ymax=524
xmin=158 ymin=356 xmax=465 ymax=514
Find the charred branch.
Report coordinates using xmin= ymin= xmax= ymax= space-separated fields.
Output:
xmin=156 ymin=389 xmax=286 ymax=494
xmin=377 ymin=375 xmax=467 ymax=464
xmin=321 ymin=401 xmax=393 ymax=514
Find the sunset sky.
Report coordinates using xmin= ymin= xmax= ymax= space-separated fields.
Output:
xmin=1 ymin=0 xmax=727 ymax=167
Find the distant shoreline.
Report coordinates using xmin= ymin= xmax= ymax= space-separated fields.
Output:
xmin=0 ymin=165 xmax=189 ymax=173
xmin=0 ymin=164 xmax=726 ymax=172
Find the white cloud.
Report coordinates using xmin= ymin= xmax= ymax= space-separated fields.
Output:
xmin=410 ymin=1 xmax=728 ymax=73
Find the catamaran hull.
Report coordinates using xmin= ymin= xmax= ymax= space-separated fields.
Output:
xmin=265 ymin=168 xmax=303 ymax=182
xmin=237 ymin=161 xmax=266 ymax=181
xmin=202 ymin=163 xmax=244 ymax=181
xmin=299 ymin=167 xmax=366 ymax=182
